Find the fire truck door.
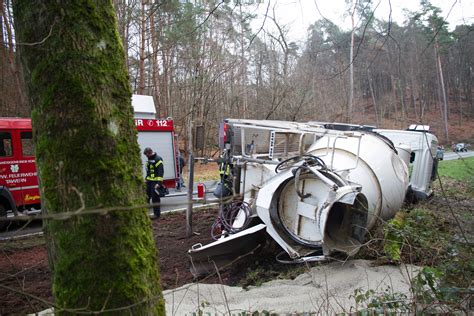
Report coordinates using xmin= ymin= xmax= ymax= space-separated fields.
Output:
xmin=0 ymin=131 xmax=22 ymax=205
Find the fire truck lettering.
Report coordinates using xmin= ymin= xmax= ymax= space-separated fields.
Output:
xmin=24 ymin=194 xmax=40 ymax=202
xmin=1 ymin=160 xmax=16 ymax=165
xmin=135 ymin=119 xmax=144 ymax=126
xmin=7 ymin=172 xmax=36 ymax=179
xmin=0 ymin=160 xmax=35 ymax=165
xmin=6 ymin=178 xmax=27 ymax=184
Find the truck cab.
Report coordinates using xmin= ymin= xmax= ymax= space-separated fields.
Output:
xmin=0 ymin=118 xmax=40 ymax=228
xmin=375 ymin=125 xmax=439 ymax=201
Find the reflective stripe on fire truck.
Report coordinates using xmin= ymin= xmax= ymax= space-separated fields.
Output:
xmin=8 ymin=185 xmax=39 ymax=191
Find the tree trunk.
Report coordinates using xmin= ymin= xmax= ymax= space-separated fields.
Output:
xmin=13 ymin=1 xmax=165 ymax=314
xmin=367 ymin=68 xmax=379 ymax=126
xmin=348 ymin=0 xmax=356 ymax=123
xmin=149 ymin=9 xmax=161 ymax=117
xmin=138 ymin=0 xmax=147 ymax=94
xmin=2 ymin=1 xmax=26 ymax=113
xmin=238 ymin=3 xmax=248 ymax=119
xmin=435 ymin=39 xmax=449 ymax=142
xmin=112 ymin=0 xmax=131 ymax=72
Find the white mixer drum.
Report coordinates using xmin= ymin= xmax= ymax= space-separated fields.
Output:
xmin=275 ymin=172 xmax=369 ymax=255
xmin=277 ymin=173 xmax=336 ymax=246
xmin=307 ymin=133 xmax=409 ymax=229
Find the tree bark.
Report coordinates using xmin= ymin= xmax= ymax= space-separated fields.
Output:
xmin=138 ymin=0 xmax=147 ymax=94
xmin=348 ymin=0 xmax=356 ymax=123
xmin=238 ymin=2 xmax=248 ymax=119
xmin=149 ymin=8 xmax=161 ymax=117
xmin=2 ymin=0 xmax=26 ymax=113
xmin=435 ymin=38 xmax=449 ymax=142
xmin=367 ymin=68 xmax=379 ymax=126
xmin=13 ymin=1 xmax=165 ymax=314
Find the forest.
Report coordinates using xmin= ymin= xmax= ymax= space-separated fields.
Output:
xmin=1 ymin=0 xmax=473 ymax=150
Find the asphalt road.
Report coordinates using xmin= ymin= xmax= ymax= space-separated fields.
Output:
xmin=443 ymin=150 xmax=474 ymax=161
xmin=160 ymin=180 xmax=219 ymax=213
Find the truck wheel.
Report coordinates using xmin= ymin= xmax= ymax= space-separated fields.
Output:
xmin=0 ymin=204 xmax=7 ymax=230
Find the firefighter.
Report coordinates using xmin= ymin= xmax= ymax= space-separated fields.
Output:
xmin=214 ymin=152 xmax=233 ymax=198
xmin=143 ymin=147 xmax=164 ymax=218
xmin=176 ymin=150 xmax=186 ymax=191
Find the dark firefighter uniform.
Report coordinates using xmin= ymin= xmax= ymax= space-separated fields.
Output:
xmin=144 ymin=148 xmax=164 ymax=218
xmin=213 ymin=156 xmax=233 ymax=198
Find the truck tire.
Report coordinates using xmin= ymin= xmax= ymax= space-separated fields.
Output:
xmin=0 ymin=204 xmax=7 ymax=230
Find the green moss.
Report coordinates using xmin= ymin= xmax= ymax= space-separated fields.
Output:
xmin=13 ymin=1 xmax=164 ymax=314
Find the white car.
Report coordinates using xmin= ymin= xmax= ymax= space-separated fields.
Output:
xmin=455 ymin=143 xmax=469 ymax=152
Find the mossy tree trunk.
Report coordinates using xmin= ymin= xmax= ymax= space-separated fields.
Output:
xmin=13 ymin=1 xmax=165 ymax=314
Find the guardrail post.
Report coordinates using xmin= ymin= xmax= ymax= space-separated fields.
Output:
xmin=186 ymin=154 xmax=194 ymax=237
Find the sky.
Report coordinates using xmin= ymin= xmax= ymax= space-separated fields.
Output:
xmin=249 ymin=0 xmax=474 ymax=43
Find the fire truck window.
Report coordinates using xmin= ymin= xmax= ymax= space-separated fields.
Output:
xmin=0 ymin=132 xmax=13 ymax=157
xmin=21 ymin=132 xmax=35 ymax=156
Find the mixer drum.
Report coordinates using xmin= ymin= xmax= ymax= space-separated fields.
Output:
xmin=273 ymin=173 xmax=369 ymax=256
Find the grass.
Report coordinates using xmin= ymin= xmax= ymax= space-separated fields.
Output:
xmin=435 ymin=156 xmax=474 ymax=197
xmin=380 ymin=206 xmax=473 ymax=313
xmin=184 ymin=162 xmax=220 ymax=182
xmin=374 ymin=157 xmax=474 ymax=313
xmin=0 ymin=234 xmax=45 ymax=251
xmin=437 ymin=156 xmax=474 ymax=181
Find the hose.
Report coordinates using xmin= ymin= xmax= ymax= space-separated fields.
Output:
xmin=211 ymin=201 xmax=252 ymax=240
xmin=275 ymin=154 xmax=329 ymax=200
xmin=275 ymin=154 xmax=327 ymax=173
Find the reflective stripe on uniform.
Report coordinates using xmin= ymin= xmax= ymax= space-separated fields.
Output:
xmin=146 ymin=176 xmax=163 ymax=181
xmin=146 ymin=160 xmax=163 ymax=181
xmin=219 ymin=164 xmax=231 ymax=176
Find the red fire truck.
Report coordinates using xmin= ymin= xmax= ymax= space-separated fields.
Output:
xmin=0 ymin=118 xmax=39 ymax=226
xmin=0 ymin=96 xmax=179 ymax=228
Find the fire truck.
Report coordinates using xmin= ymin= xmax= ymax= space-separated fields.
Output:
xmin=0 ymin=95 xmax=178 ymax=228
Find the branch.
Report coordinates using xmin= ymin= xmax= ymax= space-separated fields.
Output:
xmin=247 ymin=0 xmax=271 ymax=49
xmin=16 ymin=20 xmax=57 ymax=47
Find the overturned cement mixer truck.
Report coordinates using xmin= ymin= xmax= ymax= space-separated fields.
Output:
xmin=189 ymin=120 xmax=439 ymax=273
